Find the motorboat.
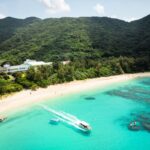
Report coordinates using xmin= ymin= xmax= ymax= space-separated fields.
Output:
xmin=39 ymin=104 xmax=92 ymax=132
xmin=75 ymin=120 xmax=92 ymax=132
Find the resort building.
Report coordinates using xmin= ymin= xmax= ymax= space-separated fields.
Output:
xmin=62 ymin=61 xmax=70 ymax=65
xmin=3 ymin=59 xmax=52 ymax=73
xmin=1 ymin=59 xmax=70 ymax=73
xmin=24 ymin=59 xmax=52 ymax=67
xmin=4 ymin=64 xmax=30 ymax=73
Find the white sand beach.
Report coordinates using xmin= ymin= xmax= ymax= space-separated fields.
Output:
xmin=0 ymin=72 xmax=150 ymax=114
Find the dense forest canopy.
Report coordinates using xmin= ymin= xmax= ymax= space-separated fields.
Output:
xmin=0 ymin=15 xmax=150 ymax=64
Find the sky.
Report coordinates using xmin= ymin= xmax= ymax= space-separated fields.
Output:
xmin=0 ymin=0 xmax=150 ymax=22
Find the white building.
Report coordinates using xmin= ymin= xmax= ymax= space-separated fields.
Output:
xmin=24 ymin=59 xmax=52 ymax=66
xmin=2 ymin=59 xmax=70 ymax=73
xmin=4 ymin=59 xmax=53 ymax=73
xmin=62 ymin=61 xmax=70 ymax=65
xmin=5 ymin=64 xmax=30 ymax=73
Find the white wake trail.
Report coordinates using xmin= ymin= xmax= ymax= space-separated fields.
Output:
xmin=39 ymin=104 xmax=79 ymax=123
xmin=38 ymin=104 xmax=91 ymax=132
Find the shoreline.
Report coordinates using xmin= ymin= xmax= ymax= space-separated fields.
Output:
xmin=0 ymin=72 xmax=150 ymax=114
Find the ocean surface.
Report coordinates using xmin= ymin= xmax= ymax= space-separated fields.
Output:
xmin=0 ymin=77 xmax=150 ymax=150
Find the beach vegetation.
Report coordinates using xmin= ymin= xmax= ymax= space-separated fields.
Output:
xmin=0 ymin=55 xmax=150 ymax=96
xmin=0 ymin=79 xmax=23 ymax=95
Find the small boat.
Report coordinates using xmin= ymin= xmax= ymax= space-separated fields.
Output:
xmin=49 ymin=118 xmax=60 ymax=124
xmin=128 ymin=121 xmax=140 ymax=131
xmin=75 ymin=121 xmax=92 ymax=132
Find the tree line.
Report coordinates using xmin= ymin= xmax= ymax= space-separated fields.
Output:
xmin=0 ymin=56 xmax=149 ymax=96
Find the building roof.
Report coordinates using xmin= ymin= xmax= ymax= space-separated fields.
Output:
xmin=24 ymin=59 xmax=52 ymax=66
xmin=8 ymin=64 xmax=29 ymax=69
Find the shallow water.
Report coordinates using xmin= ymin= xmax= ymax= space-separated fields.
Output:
xmin=0 ymin=77 xmax=150 ymax=150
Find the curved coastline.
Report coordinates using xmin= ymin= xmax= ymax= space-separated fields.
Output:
xmin=0 ymin=72 xmax=150 ymax=114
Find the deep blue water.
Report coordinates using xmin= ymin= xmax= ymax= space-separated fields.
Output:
xmin=0 ymin=77 xmax=150 ymax=150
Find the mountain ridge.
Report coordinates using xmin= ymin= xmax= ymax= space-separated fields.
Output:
xmin=0 ymin=15 xmax=150 ymax=64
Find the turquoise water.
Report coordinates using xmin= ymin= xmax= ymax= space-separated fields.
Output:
xmin=0 ymin=77 xmax=150 ymax=150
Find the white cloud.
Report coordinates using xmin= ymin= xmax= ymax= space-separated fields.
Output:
xmin=94 ymin=4 xmax=105 ymax=16
xmin=0 ymin=13 xmax=6 ymax=19
xmin=40 ymin=0 xmax=71 ymax=14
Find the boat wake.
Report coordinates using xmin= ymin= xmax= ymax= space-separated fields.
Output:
xmin=39 ymin=104 xmax=92 ymax=132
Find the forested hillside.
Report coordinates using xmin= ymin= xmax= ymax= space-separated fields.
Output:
xmin=0 ymin=15 xmax=149 ymax=64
